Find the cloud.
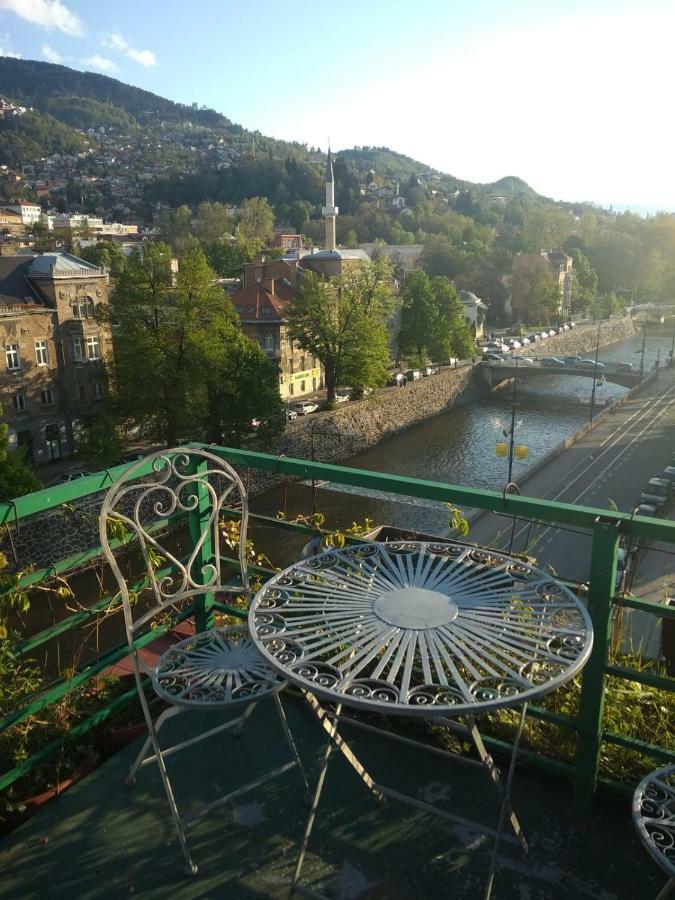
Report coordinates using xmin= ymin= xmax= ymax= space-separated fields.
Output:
xmin=102 ymin=30 xmax=156 ymax=67
xmin=0 ymin=0 xmax=83 ymax=36
xmin=41 ymin=42 xmax=61 ymax=62
xmin=81 ymin=53 xmax=117 ymax=73
xmin=0 ymin=31 xmax=21 ymax=56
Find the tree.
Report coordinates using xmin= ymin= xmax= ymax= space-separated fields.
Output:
xmin=399 ymin=272 xmax=473 ymax=363
xmin=160 ymin=204 xmax=193 ymax=250
xmin=420 ymin=236 xmax=466 ymax=279
xmin=194 ymin=201 xmax=233 ymax=242
xmin=78 ymin=413 xmax=123 ymax=468
xmin=590 ymin=291 xmax=622 ymax=321
xmin=288 ymin=258 xmax=394 ymax=402
xmin=511 ymin=254 xmax=561 ymax=324
xmin=78 ymin=240 xmax=127 ymax=277
xmin=569 ymin=249 xmax=598 ymax=316
xmin=106 ymin=244 xmax=281 ymax=446
xmin=203 ymin=235 xmax=262 ymax=278
xmin=0 ymin=407 xmax=40 ymax=501
xmin=236 ymin=197 xmax=275 ymax=243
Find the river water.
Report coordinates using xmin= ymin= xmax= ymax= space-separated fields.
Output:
xmin=251 ymin=328 xmax=675 ymax=549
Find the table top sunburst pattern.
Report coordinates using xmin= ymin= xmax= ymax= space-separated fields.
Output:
xmin=248 ymin=541 xmax=593 ymax=717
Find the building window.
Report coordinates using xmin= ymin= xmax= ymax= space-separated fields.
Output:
xmin=289 ymin=357 xmax=294 ymax=374
xmin=71 ymin=296 xmax=95 ymax=319
xmin=35 ymin=340 xmax=49 ymax=366
xmin=94 ymin=382 xmax=105 ymax=399
xmin=301 ymin=355 xmax=306 ymax=371
xmin=41 ymin=387 xmax=54 ymax=406
xmin=86 ymin=336 xmax=101 ymax=360
xmin=12 ymin=392 xmax=26 ymax=413
xmin=264 ymin=334 xmax=274 ymax=351
xmin=72 ymin=336 xmax=84 ymax=361
xmin=289 ymin=383 xmax=294 ymax=395
xmin=5 ymin=344 xmax=20 ymax=371
xmin=78 ymin=382 xmax=88 ymax=401
xmin=301 ymin=380 xmax=306 ymax=392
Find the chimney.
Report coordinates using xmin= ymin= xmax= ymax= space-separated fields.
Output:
xmin=261 ymin=276 xmax=275 ymax=294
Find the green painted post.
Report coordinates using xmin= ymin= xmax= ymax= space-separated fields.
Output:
xmin=188 ymin=457 xmax=216 ymax=633
xmin=573 ymin=519 xmax=619 ymax=813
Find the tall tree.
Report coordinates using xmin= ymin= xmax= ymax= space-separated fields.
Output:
xmin=288 ymin=258 xmax=394 ymax=402
xmin=194 ymin=201 xmax=233 ymax=242
xmin=106 ymin=244 xmax=281 ymax=446
xmin=511 ymin=254 xmax=561 ymax=324
xmin=399 ymin=272 xmax=473 ymax=362
xmin=236 ymin=197 xmax=275 ymax=243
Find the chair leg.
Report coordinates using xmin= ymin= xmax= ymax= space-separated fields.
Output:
xmin=148 ymin=726 xmax=198 ymax=876
xmin=125 ymin=705 xmax=183 ymax=786
xmin=232 ymin=701 xmax=257 ymax=737
xmin=273 ymin=692 xmax=311 ymax=802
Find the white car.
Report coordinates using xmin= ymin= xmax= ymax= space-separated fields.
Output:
xmin=507 ymin=339 xmax=522 ymax=349
xmin=521 ymin=337 xmax=531 ymax=346
xmin=285 ymin=408 xmax=298 ymax=422
xmin=335 ymin=393 xmax=350 ymax=403
xmin=293 ymin=401 xmax=320 ymax=415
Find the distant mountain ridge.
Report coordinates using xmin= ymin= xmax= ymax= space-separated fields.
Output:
xmin=0 ymin=56 xmax=543 ymax=203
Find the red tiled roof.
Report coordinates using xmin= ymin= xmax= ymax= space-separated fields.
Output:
xmin=231 ymin=281 xmax=294 ymax=322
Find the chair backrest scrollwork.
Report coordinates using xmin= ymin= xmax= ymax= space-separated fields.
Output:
xmin=99 ymin=448 xmax=249 ymax=644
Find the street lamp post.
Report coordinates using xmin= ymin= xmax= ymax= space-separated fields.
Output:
xmin=639 ymin=319 xmax=648 ymax=383
xmin=506 ymin=358 xmax=519 ymax=485
xmin=589 ymin=325 xmax=601 ymax=423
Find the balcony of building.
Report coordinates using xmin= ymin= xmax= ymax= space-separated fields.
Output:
xmin=0 ymin=447 xmax=673 ymax=899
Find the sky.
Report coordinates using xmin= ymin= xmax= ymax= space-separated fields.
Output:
xmin=1 ymin=0 xmax=674 ymax=212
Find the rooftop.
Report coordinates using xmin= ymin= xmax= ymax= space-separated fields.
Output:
xmin=28 ymin=252 xmax=106 ymax=278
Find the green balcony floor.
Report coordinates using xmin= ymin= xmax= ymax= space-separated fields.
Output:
xmin=0 ymin=694 xmax=665 ymax=899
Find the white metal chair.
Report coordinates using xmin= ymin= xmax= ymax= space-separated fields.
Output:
xmin=99 ymin=447 xmax=309 ymax=875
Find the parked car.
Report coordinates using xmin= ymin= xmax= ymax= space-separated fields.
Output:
xmin=528 ymin=333 xmax=540 ymax=343
xmin=285 ymin=408 xmax=298 ymax=421
xmin=636 ymin=503 xmax=659 ymax=518
xmin=562 ymin=324 xmax=570 ymax=331
xmin=541 ymin=357 xmax=566 ymax=367
xmin=564 ymin=356 xmax=583 ymax=366
xmin=388 ymin=372 xmax=406 ymax=386
xmin=579 ymin=359 xmax=605 ymax=368
xmin=569 ymin=321 xmax=577 ymax=328
xmin=548 ymin=329 xmax=556 ymax=337
xmin=405 ymin=369 xmax=421 ymax=381
xmin=617 ymin=362 xmax=634 ymax=371
xmin=334 ymin=393 xmax=350 ymax=403
xmin=540 ymin=331 xmax=550 ymax=340
xmin=421 ymin=366 xmax=434 ymax=377
xmin=663 ymin=465 xmax=675 ymax=483
xmin=483 ymin=353 xmax=505 ymax=362
xmin=507 ymin=339 xmax=522 ymax=349
xmin=521 ymin=337 xmax=531 ymax=346
xmin=293 ymin=401 xmax=320 ymax=415
xmin=639 ymin=477 xmax=671 ymax=509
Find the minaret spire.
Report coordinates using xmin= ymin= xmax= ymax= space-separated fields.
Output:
xmin=322 ymin=144 xmax=338 ymax=251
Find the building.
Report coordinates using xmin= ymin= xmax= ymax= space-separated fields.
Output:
xmin=458 ymin=290 xmax=488 ymax=338
xmin=272 ymin=230 xmax=303 ymax=252
xmin=4 ymin=204 xmax=41 ymax=226
xmin=0 ymin=208 xmax=25 ymax=235
xmin=232 ymin=262 xmax=322 ymax=402
xmin=0 ymin=252 xmax=111 ymax=464
xmin=542 ymin=250 xmax=574 ymax=318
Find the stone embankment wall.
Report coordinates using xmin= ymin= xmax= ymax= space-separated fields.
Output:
xmin=512 ymin=316 xmax=636 ymax=358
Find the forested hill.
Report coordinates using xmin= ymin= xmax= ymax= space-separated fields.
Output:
xmin=0 ymin=57 xmax=535 ymax=200
xmin=0 ymin=57 xmax=231 ymax=128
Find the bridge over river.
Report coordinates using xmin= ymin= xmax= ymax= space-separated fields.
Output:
xmin=480 ymin=358 xmax=643 ymax=390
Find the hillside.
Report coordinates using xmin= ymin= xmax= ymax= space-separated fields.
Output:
xmin=0 ymin=57 xmax=231 ymax=128
xmin=0 ymin=57 xmax=529 ymax=201
xmin=0 ymin=106 xmax=86 ymax=168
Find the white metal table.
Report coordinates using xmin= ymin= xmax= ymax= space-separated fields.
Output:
xmin=249 ymin=540 xmax=593 ymax=897
xmin=633 ymin=764 xmax=675 ymax=899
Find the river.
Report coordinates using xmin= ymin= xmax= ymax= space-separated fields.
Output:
xmin=250 ymin=328 xmax=675 ymax=554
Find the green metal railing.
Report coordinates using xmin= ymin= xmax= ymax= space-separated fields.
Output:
xmin=1 ymin=445 xmax=674 ymax=813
